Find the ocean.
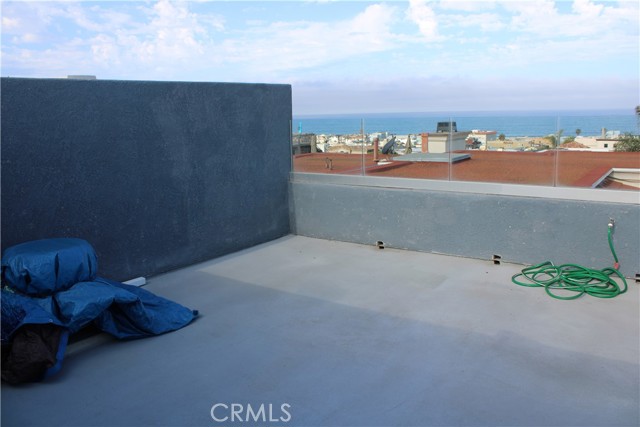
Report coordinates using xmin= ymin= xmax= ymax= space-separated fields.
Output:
xmin=292 ymin=110 xmax=638 ymax=137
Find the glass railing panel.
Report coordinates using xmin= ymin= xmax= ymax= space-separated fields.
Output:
xmin=291 ymin=111 xmax=639 ymax=192
xmin=291 ymin=116 xmax=365 ymax=175
xmin=364 ymin=115 xmax=452 ymax=181
xmin=555 ymin=112 xmax=640 ymax=191
xmin=441 ymin=113 xmax=558 ymax=187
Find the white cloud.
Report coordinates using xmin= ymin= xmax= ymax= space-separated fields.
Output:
xmin=2 ymin=16 xmax=20 ymax=30
xmin=1 ymin=0 xmax=637 ymax=113
xmin=504 ymin=0 xmax=560 ymax=34
xmin=137 ymin=0 xmax=209 ymax=59
xmin=209 ymin=3 xmax=401 ymax=79
xmin=438 ymin=12 xmax=505 ymax=32
xmin=64 ymin=4 xmax=115 ymax=33
xmin=571 ymin=0 xmax=604 ymax=18
xmin=90 ymin=34 xmax=119 ymax=64
xmin=438 ymin=1 xmax=497 ymax=12
xmin=17 ymin=33 xmax=40 ymax=44
xmin=1 ymin=3 xmax=52 ymax=43
xmin=504 ymin=0 xmax=638 ymax=38
xmin=406 ymin=0 xmax=440 ymax=41
xmin=1 ymin=1 xmax=404 ymax=81
xmin=292 ymin=75 xmax=639 ymax=114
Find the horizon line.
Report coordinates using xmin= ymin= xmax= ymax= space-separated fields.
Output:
xmin=293 ymin=108 xmax=636 ymax=118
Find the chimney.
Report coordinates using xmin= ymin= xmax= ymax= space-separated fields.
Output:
xmin=421 ymin=133 xmax=429 ymax=153
xmin=373 ymin=137 xmax=380 ymax=163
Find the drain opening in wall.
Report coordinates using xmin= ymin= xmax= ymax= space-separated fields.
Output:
xmin=376 ymin=241 xmax=385 ymax=249
xmin=492 ymin=254 xmax=502 ymax=265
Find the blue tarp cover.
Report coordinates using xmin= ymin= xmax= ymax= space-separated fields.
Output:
xmin=1 ymin=238 xmax=198 ymax=382
xmin=3 ymin=238 xmax=98 ymax=297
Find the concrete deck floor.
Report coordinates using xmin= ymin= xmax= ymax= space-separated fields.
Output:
xmin=2 ymin=235 xmax=639 ymax=427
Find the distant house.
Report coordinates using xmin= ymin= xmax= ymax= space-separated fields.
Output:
xmin=327 ymin=144 xmax=353 ymax=154
xmin=292 ymin=133 xmax=318 ymax=154
xmin=421 ymin=131 xmax=470 ymax=153
xmin=469 ymin=130 xmax=497 ymax=146
xmin=574 ymin=136 xmax=618 ymax=151
xmin=412 ymin=121 xmax=480 ymax=153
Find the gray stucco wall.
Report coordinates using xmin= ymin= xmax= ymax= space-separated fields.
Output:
xmin=1 ymin=77 xmax=292 ymax=281
xmin=290 ymin=175 xmax=640 ymax=278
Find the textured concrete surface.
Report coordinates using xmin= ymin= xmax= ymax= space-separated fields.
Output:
xmin=1 ymin=77 xmax=292 ymax=281
xmin=290 ymin=174 xmax=640 ymax=278
xmin=2 ymin=236 xmax=638 ymax=426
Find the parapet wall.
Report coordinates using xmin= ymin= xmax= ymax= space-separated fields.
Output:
xmin=290 ymin=174 xmax=640 ymax=278
xmin=1 ymin=78 xmax=292 ymax=281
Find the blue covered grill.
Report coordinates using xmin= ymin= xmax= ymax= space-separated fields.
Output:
xmin=1 ymin=238 xmax=198 ymax=384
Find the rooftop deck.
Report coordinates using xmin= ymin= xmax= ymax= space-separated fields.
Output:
xmin=3 ymin=235 xmax=638 ymax=426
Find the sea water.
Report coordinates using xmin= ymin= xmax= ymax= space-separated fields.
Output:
xmin=293 ymin=110 xmax=638 ymax=137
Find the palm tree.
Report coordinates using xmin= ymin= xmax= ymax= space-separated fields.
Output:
xmin=556 ymin=129 xmax=564 ymax=147
xmin=635 ymin=105 xmax=640 ymax=133
xmin=546 ymin=134 xmax=557 ymax=147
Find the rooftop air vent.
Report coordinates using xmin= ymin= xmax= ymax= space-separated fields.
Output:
xmin=67 ymin=75 xmax=97 ymax=80
xmin=436 ymin=121 xmax=457 ymax=133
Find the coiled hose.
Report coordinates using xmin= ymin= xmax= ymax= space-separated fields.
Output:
xmin=511 ymin=223 xmax=628 ymax=300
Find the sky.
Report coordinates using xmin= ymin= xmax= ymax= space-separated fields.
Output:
xmin=1 ymin=0 xmax=638 ymax=115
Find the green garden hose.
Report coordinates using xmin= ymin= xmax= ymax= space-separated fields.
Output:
xmin=511 ymin=223 xmax=628 ymax=300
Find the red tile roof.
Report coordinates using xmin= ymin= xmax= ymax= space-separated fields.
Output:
xmin=293 ymin=150 xmax=640 ymax=189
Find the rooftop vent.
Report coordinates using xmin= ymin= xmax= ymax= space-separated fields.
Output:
xmin=67 ymin=75 xmax=97 ymax=80
xmin=437 ymin=121 xmax=457 ymax=133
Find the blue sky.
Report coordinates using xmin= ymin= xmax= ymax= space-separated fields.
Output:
xmin=1 ymin=0 xmax=638 ymax=114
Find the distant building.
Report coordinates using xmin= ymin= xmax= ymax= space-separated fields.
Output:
xmin=436 ymin=121 xmax=457 ymax=133
xmin=421 ymin=131 xmax=470 ymax=153
xmin=574 ymin=136 xmax=618 ymax=151
xmin=465 ymin=137 xmax=481 ymax=150
xmin=292 ymin=133 xmax=317 ymax=155
xmin=469 ymin=130 xmax=497 ymax=146
xmin=370 ymin=131 xmax=389 ymax=141
xmin=327 ymin=144 xmax=353 ymax=154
